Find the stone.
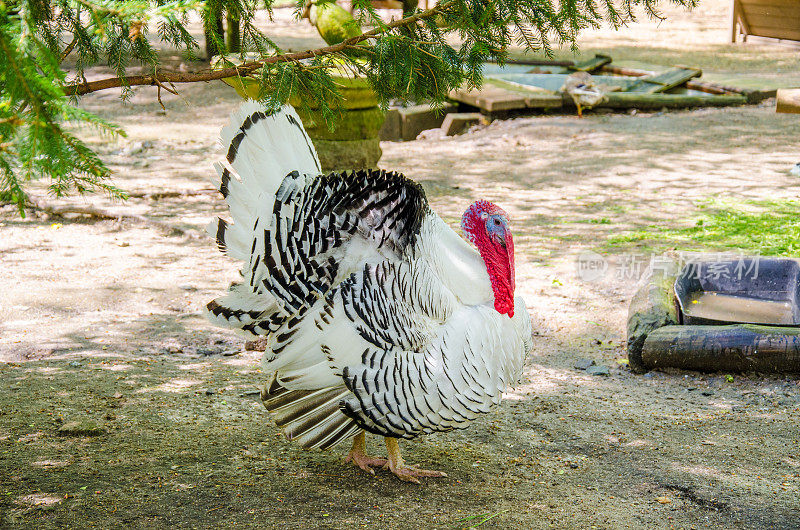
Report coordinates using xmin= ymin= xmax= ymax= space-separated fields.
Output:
xmin=313 ymin=138 xmax=382 ymax=172
xmin=574 ymin=358 xmax=595 ymax=370
xmin=416 ymin=128 xmax=445 ymax=141
xmin=398 ymin=103 xmax=457 ymax=141
xmin=379 ymin=108 xmax=401 ymax=141
xmin=440 ymin=112 xmax=485 ymax=136
xmin=586 ymin=365 xmax=610 ymax=376
xmin=298 ymin=107 xmax=386 ymax=141
xmin=626 ymin=257 xmax=680 ymax=373
xmin=57 ymin=420 xmax=105 ymax=437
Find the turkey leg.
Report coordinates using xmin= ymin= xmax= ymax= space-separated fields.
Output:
xmin=344 ymin=432 xmax=387 ymax=475
xmin=383 ymin=437 xmax=448 ymax=484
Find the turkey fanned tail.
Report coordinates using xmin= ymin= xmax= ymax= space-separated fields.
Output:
xmin=206 ymin=103 xmax=428 ymax=338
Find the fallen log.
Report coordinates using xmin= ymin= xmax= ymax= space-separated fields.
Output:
xmin=776 ymin=88 xmax=800 ymax=114
xmin=642 ymin=324 xmax=800 ymax=373
xmin=599 ymin=92 xmax=747 ymax=109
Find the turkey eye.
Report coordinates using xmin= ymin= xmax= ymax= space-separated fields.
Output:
xmin=493 ymin=218 xmax=501 ymax=226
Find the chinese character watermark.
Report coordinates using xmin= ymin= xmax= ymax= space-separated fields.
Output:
xmin=574 ymin=251 xmax=763 ymax=283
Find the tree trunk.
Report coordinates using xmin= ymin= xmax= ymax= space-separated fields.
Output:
xmin=226 ymin=11 xmax=241 ymax=53
xmin=642 ymin=324 xmax=800 ymax=373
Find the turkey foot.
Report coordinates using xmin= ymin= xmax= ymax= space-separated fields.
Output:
xmin=384 ymin=437 xmax=447 ymax=484
xmin=345 ymin=432 xmax=387 ymax=475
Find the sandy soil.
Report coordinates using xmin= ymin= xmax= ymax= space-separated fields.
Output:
xmin=2 ymin=1 xmax=800 ymax=528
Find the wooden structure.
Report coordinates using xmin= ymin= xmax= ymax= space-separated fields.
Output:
xmin=448 ymin=57 xmax=750 ymax=115
xmin=731 ymin=0 xmax=800 ymax=43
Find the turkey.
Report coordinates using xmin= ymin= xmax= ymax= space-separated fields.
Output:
xmin=206 ymin=101 xmax=533 ymax=483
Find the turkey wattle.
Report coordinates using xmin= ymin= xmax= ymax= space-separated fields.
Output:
xmin=206 ymin=102 xmax=533 ymax=483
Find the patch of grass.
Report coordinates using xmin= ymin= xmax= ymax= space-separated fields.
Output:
xmin=606 ymin=200 xmax=800 ymax=256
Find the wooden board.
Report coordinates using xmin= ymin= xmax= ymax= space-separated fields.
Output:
xmin=449 ymin=85 xmax=528 ymax=112
xmin=777 ymin=88 xmax=800 ymax=114
xmin=568 ymin=54 xmax=612 ymax=72
xmin=624 ymin=67 xmax=702 ymax=93
xmin=449 ymin=79 xmax=562 ymax=112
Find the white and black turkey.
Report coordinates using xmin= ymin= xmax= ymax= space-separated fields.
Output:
xmin=207 ymin=102 xmax=533 ymax=483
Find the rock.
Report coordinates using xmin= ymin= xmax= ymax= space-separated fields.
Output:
xmin=299 ymin=107 xmax=386 ymax=141
xmin=179 ymin=284 xmax=197 ymax=291
xmin=440 ymin=112 xmax=486 ymax=136
xmin=68 ymin=361 xmax=82 ymax=367
xmin=196 ymin=347 xmax=217 ymax=356
xmin=379 ymin=108 xmax=401 ymax=141
xmin=416 ymin=128 xmax=445 ymax=141
xmin=574 ymin=358 xmax=595 ymax=370
xmin=57 ymin=420 xmax=105 ymax=437
xmin=397 ymin=103 xmax=457 ymax=141
xmin=121 ymin=141 xmax=146 ymax=156
xmin=586 ymin=365 xmax=610 ymax=376
xmin=313 ymin=138 xmax=382 ymax=172
xmin=626 ymin=257 xmax=680 ymax=373
xmin=244 ymin=338 xmax=269 ymax=351
xmin=701 ymin=390 xmax=714 ymax=396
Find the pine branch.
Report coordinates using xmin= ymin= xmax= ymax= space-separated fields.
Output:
xmin=63 ymin=0 xmax=452 ymax=96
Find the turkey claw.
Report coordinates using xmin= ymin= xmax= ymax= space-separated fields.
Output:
xmin=386 ymin=462 xmax=447 ymax=484
xmin=344 ymin=452 xmax=388 ymax=475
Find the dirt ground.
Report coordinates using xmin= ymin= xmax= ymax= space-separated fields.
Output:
xmin=2 ymin=1 xmax=800 ymax=528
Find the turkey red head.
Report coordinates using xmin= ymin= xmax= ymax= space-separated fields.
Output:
xmin=461 ymin=201 xmax=515 ymax=317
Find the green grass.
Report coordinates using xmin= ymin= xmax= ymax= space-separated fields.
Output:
xmin=606 ymin=200 xmax=800 ymax=256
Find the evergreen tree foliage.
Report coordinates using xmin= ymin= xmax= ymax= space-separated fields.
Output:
xmin=0 ymin=0 xmax=695 ymax=214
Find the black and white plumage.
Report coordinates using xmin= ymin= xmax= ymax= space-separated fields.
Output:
xmin=207 ymin=102 xmax=533 ymax=480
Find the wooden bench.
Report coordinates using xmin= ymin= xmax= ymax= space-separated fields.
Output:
xmin=731 ymin=0 xmax=800 ymax=43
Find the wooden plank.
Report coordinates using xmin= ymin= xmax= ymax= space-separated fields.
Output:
xmin=449 ymin=86 xmax=528 ymax=112
xmin=777 ymin=88 xmax=800 ymax=114
xmin=624 ymin=67 xmax=702 ymax=94
xmin=747 ymin=25 xmax=800 ymax=40
xmin=568 ymin=54 xmax=612 ymax=72
xmin=451 ymin=77 xmax=562 ymax=112
xmin=738 ymin=0 xmax=800 ymax=7
xmin=741 ymin=5 xmax=800 ymax=17
xmin=744 ymin=14 xmax=800 ymax=29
